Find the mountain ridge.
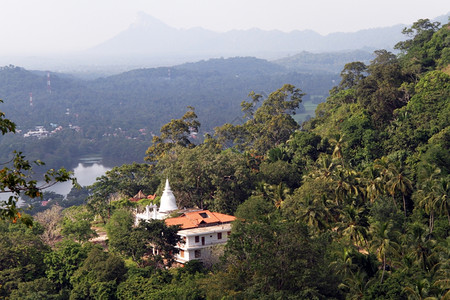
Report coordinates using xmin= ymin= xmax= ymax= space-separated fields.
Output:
xmin=87 ymin=12 xmax=450 ymax=58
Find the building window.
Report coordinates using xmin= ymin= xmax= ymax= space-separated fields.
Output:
xmin=218 ymin=232 xmax=222 ymax=239
xmin=195 ymin=250 xmax=201 ymax=258
xmin=195 ymin=236 xmax=199 ymax=243
xmin=227 ymin=231 xmax=231 ymax=236
xmin=180 ymin=250 xmax=184 ymax=258
xmin=199 ymin=212 xmax=209 ymax=218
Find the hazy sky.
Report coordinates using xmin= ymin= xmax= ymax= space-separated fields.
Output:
xmin=0 ymin=0 xmax=448 ymax=55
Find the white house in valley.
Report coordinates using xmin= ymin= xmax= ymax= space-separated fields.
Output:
xmin=134 ymin=179 xmax=236 ymax=264
xmin=165 ymin=210 xmax=236 ymax=263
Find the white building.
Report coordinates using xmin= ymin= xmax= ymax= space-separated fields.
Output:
xmin=134 ymin=179 xmax=178 ymax=224
xmin=165 ymin=210 xmax=236 ymax=264
xmin=23 ymin=126 xmax=49 ymax=138
xmin=134 ymin=179 xmax=236 ymax=264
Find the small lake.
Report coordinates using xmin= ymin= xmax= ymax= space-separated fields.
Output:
xmin=0 ymin=155 xmax=112 ymax=206
xmin=1 ymin=156 xmax=112 ymax=205
xmin=43 ymin=162 xmax=111 ymax=196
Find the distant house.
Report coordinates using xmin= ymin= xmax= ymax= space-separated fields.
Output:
xmin=23 ymin=126 xmax=49 ymax=138
xmin=129 ymin=190 xmax=157 ymax=202
xmin=129 ymin=190 xmax=147 ymax=202
xmin=134 ymin=179 xmax=236 ymax=264
xmin=165 ymin=210 xmax=235 ymax=264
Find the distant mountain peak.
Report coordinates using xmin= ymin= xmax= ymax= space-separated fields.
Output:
xmin=88 ymin=12 xmax=449 ymax=59
xmin=130 ymin=12 xmax=172 ymax=31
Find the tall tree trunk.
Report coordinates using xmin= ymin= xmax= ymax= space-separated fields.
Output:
xmin=392 ymin=194 xmax=398 ymax=210
xmin=402 ymin=194 xmax=407 ymax=217
xmin=429 ymin=211 xmax=434 ymax=234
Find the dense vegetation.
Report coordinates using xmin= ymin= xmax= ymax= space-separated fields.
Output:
xmin=0 ymin=57 xmax=337 ymax=171
xmin=0 ymin=19 xmax=449 ymax=299
xmin=274 ymin=50 xmax=374 ymax=73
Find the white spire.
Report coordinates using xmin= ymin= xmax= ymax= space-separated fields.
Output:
xmin=159 ymin=179 xmax=178 ymax=212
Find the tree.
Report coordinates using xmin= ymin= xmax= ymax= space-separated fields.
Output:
xmin=87 ymin=175 xmax=118 ymax=224
xmin=294 ymin=194 xmax=334 ymax=233
xmin=0 ymin=100 xmax=75 ymax=223
xmin=156 ymin=144 xmax=254 ymax=214
xmin=221 ymin=219 xmax=341 ymax=298
xmin=338 ymin=61 xmax=368 ymax=91
xmin=103 ymin=163 xmax=158 ymax=197
xmin=107 ymin=212 xmax=181 ymax=268
xmin=215 ymin=84 xmax=304 ymax=155
xmin=9 ymin=277 xmax=62 ymax=300
xmin=145 ymin=106 xmax=200 ymax=164
xmin=369 ymin=220 xmax=399 ymax=283
xmin=259 ymin=160 xmax=302 ymax=190
xmin=415 ymin=168 xmax=450 ymax=232
xmin=338 ymin=204 xmax=368 ymax=247
xmin=69 ymin=247 xmax=127 ymax=300
xmin=362 ymin=164 xmax=383 ymax=204
xmin=374 ymin=157 xmax=406 ymax=211
xmin=357 ymin=50 xmax=405 ymax=128
xmin=0 ymin=218 xmax=50 ymax=298
xmin=395 ymin=19 xmax=442 ymax=74
xmin=60 ymin=206 xmax=97 ymax=243
xmin=44 ymin=239 xmax=90 ymax=290
xmin=34 ymin=205 xmax=64 ymax=246
xmin=234 ymin=195 xmax=275 ymax=222
xmin=87 ymin=163 xmax=159 ymax=223
xmin=65 ymin=186 xmax=90 ymax=207
xmin=385 ymin=70 xmax=450 ymax=154
xmin=105 ymin=209 xmax=135 ymax=256
xmin=386 ymin=164 xmax=413 ymax=217
xmin=138 ymin=219 xmax=181 ymax=268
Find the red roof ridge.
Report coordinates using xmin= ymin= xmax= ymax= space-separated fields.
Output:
xmin=165 ymin=209 xmax=236 ymax=229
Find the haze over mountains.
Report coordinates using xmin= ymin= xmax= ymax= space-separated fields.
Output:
xmin=3 ymin=11 xmax=449 ymax=75
xmin=89 ymin=12 xmax=404 ymax=57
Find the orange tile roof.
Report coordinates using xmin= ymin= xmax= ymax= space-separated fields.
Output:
xmin=129 ymin=190 xmax=148 ymax=202
xmin=165 ymin=210 xmax=236 ymax=229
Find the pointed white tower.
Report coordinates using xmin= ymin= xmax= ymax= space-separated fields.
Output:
xmin=159 ymin=179 xmax=178 ymax=213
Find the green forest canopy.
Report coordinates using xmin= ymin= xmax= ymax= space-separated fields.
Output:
xmin=0 ymin=19 xmax=449 ymax=299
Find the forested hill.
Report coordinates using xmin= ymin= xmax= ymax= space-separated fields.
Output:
xmin=0 ymin=19 xmax=449 ymax=299
xmin=0 ymin=57 xmax=337 ymax=168
xmin=274 ymin=50 xmax=375 ymax=73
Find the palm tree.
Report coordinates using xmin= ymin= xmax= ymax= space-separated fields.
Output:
xmin=331 ymin=166 xmax=361 ymax=206
xmin=263 ymin=182 xmax=290 ymax=209
xmin=403 ymin=278 xmax=437 ymax=300
xmin=417 ymin=183 xmax=438 ymax=234
xmin=370 ymin=220 xmax=399 ymax=283
xmin=374 ymin=157 xmax=413 ymax=215
xmin=432 ymin=238 xmax=450 ymax=299
xmin=374 ymin=157 xmax=398 ymax=209
xmin=387 ymin=164 xmax=413 ymax=217
xmin=405 ymin=221 xmax=437 ymax=272
xmin=416 ymin=168 xmax=448 ymax=233
xmin=308 ymin=154 xmax=335 ymax=181
xmin=338 ymin=270 xmax=373 ymax=300
xmin=297 ymin=194 xmax=333 ymax=232
xmin=362 ymin=164 xmax=383 ymax=203
xmin=433 ymin=177 xmax=449 ymax=227
xmin=330 ymin=134 xmax=346 ymax=167
xmin=338 ymin=204 xmax=368 ymax=247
